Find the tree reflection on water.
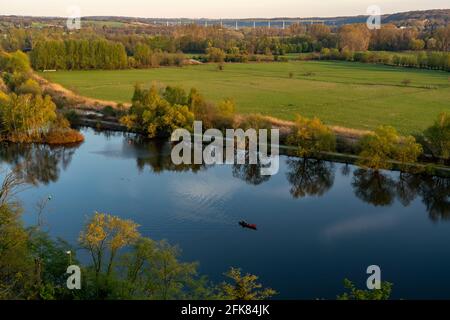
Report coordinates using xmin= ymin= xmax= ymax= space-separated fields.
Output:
xmin=0 ymin=142 xmax=80 ymax=185
xmin=351 ymin=169 xmax=449 ymax=221
xmin=286 ymin=158 xmax=335 ymax=199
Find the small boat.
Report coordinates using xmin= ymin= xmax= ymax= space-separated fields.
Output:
xmin=239 ymin=221 xmax=257 ymax=230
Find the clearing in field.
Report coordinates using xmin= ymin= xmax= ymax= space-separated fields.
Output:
xmin=41 ymin=61 xmax=450 ymax=134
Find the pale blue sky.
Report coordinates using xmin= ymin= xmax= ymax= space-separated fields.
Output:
xmin=1 ymin=0 xmax=448 ymax=18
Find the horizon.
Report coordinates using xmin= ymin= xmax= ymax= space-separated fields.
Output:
xmin=0 ymin=0 xmax=449 ymax=19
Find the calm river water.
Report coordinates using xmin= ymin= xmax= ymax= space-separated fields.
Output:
xmin=1 ymin=127 xmax=449 ymax=299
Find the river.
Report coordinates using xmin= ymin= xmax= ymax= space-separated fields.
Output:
xmin=1 ymin=127 xmax=449 ymax=299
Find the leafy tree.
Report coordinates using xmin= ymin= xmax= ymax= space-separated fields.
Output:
xmin=163 ymin=86 xmax=188 ymax=106
xmin=0 ymin=203 xmax=33 ymax=299
xmin=79 ymin=212 xmax=140 ymax=277
xmin=121 ymin=84 xmax=194 ymax=138
xmin=286 ymin=115 xmax=336 ymax=157
xmin=423 ymin=112 xmax=450 ymax=161
xmin=337 ymin=279 xmax=393 ymax=300
xmin=357 ymin=126 xmax=422 ymax=170
xmin=120 ymin=238 xmax=211 ymax=300
xmin=0 ymin=93 xmax=58 ymax=142
xmin=206 ymin=47 xmax=226 ymax=63
xmin=338 ymin=24 xmax=371 ymax=51
xmin=218 ymin=267 xmax=276 ymax=300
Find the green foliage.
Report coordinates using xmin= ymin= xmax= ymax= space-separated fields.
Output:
xmin=119 ymin=238 xmax=209 ymax=300
xmin=0 ymin=93 xmax=58 ymax=142
xmin=30 ymin=40 xmax=128 ymax=70
xmin=423 ymin=112 xmax=450 ymax=160
xmin=357 ymin=126 xmax=423 ymax=170
xmin=0 ymin=203 xmax=33 ymax=299
xmin=79 ymin=212 xmax=140 ymax=277
xmin=16 ymin=78 xmax=42 ymax=96
xmin=287 ymin=115 xmax=336 ymax=157
xmin=206 ymin=47 xmax=226 ymax=63
xmin=121 ymin=84 xmax=194 ymax=138
xmin=187 ymin=87 xmax=236 ymax=130
xmin=0 ymin=50 xmax=31 ymax=73
xmin=337 ymin=279 xmax=393 ymax=300
xmin=218 ymin=267 xmax=277 ymax=300
xmin=163 ymin=85 xmax=189 ymax=106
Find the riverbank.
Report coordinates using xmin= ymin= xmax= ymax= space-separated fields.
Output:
xmin=72 ymin=114 xmax=450 ymax=178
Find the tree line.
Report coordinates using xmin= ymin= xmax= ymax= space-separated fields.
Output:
xmin=1 ymin=20 xmax=448 ymax=70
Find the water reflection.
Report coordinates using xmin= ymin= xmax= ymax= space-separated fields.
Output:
xmin=126 ymin=136 xmax=206 ymax=174
xmin=1 ymin=131 xmax=449 ymax=222
xmin=352 ymin=169 xmax=397 ymax=206
xmin=419 ymin=175 xmax=450 ymax=221
xmin=286 ymin=158 xmax=335 ymax=199
xmin=0 ymin=142 xmax=79 ymax=185
xmin=352 ymin=169 xmax=449 ymax=221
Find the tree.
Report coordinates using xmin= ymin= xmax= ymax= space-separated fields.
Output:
xmin=121 ymin=84 xmax=194 ymax=138
xmin=163 ymin=86 xmax=188 ymax=106
xmin=218 ymin=268 xmax=276 ymax=300
xmin=339 ymin=24 xmax=371 ymax=51
xmin=120 ymin=238 xmax=209 ymax=300
xmin=0 ymin=93 xmax=58 ymax=143
xmin=357 ymin=126 xmax=422 ymax=171
xmin=206 ymin=47 xmax=226 ymax=63
xmin=0 ymin=203 xmax=33 ymax=299
xmin=286 ymin=115 xmax=336 ymax=157
xmin=337 ymin=279 xmax=393 ymax=300
xmin=79 ymin=212 xmax=140 ymax=277
xmin=423 ymin=112 xmax=450 ymax=161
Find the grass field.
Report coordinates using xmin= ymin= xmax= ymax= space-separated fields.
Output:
xmin=41 ymin=61 xmax=450 ymax=134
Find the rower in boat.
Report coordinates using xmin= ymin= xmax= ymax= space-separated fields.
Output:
xmin=239 ymin=221 xmax=257 ymax=230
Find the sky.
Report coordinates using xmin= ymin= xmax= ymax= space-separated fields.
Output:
xmin=0 ymin=0 xmax=449 ymax=19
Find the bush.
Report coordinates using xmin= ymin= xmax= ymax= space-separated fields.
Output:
xmin=287 ymin=115 xmax=336 ymax=157
xmin=238 ymin=114 xmax=272 ymax=131
xmin=206 ymin=47 xmax=226 ymax=63
xmin=423 ymin=112 xmax=450 ymax=160
xmin=357 ymin=126 xmax=422 ymax=170
xmin=16 ymin=79 xmax=42 ymax=96
xmin=44 ymin=127 xmax=85 ymax=145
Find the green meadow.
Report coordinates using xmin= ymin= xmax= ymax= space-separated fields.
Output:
xmin=41 ymin=61 xmax=450 ymax=134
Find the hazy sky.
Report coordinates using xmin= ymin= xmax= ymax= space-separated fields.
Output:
xmin=1 ymin=0 xmax=448 ymax=18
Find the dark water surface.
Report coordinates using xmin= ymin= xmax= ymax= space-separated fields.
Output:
xmin=1 ymin=128 xmax=449 ymax=299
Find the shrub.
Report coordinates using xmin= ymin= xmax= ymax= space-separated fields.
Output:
xmin=206 ymin=47 xmax=226 ymax=63
xmin=287 ymin=115 xmax=336 ymax=157
xmin=423 ymin=112 xmax=450 ymax=160
xmin=239 ymin=114 xmax=272 ymax=131
xmin=16 ymin=79 xmax=42 ymax=96
xmin=357 ymin=126 xmax=423 ymax=170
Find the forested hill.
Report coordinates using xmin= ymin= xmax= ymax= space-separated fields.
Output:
xmin=0 ymin=9 xmax=449 ymax=28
